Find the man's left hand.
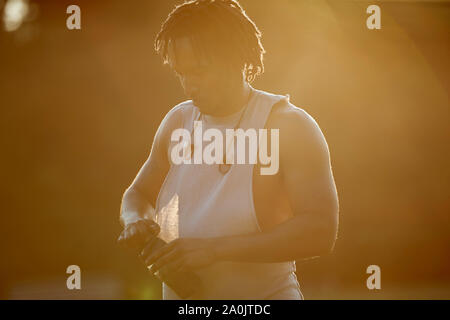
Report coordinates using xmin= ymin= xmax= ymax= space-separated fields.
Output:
xmin=141 ymin=238 xmax=219 ymax=276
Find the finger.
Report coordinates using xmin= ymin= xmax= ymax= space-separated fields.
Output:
xmin=134 ymin=220 xmax=160 ymax=244
xmin=140 ymin=236 xmax=159 ymax=262
xmin=143 ymin=220 xmax=161 ymax=236
xmin=148 ymin=249 xmax=182 ymax=274
xmin=128 ymin=224 xmax=142 ymax=245
xmin=117 ymin=231 xmax=127 ymax=245
xmin=125 ymin=224 xmax=143 ymax=248
xmin=121 ymin=228 xmax=130 ymax=243
xmin=157 ymin=257 xmax=185 ymax=276
xmin=145 ymin=241 xmax=177 ymax=267
xmin=129 ymin=224 xmax=138 ymax=237
xmin=135 ymin=222 xmax=150 ymax=242
xmin=135 ymin=221 xmax=146 ymax=233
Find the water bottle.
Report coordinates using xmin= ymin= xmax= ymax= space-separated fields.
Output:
xmin=141 ymin=236 xmax=202 ymax=299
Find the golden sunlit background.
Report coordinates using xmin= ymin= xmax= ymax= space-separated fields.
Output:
xmin=0 ymin=0 xmax=449 ymax=299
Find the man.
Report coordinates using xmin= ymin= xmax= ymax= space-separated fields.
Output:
xmin=118 ymin=0 xmax=339 ymax=300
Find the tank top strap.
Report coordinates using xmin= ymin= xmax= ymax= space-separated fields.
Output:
xmin=181 ymin=102 xmax=199 ymax=132
xmin=242 ymin=87 xmax=291 ymax=131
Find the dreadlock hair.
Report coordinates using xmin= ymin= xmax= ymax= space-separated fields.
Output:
xmin=155 ymin=0 xmax=265 ymax=83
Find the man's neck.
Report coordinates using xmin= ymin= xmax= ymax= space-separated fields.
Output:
xmin=209 ymin=82 xmax=252 ymax=117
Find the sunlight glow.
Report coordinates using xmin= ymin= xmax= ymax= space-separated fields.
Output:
xmin=3 ymin=0 xmax=29 ymax=32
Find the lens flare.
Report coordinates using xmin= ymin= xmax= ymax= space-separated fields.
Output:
xmin=3 ymin=0 xmax=29 ymax=32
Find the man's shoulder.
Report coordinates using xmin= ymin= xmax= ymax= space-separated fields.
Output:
xmin=266 ymin=97 xmax=328 ymax=150
xmin=155 ymin=100 xmax=195 ymax=146
xmin=166 ymin=99 xmax=195 ymax=120
xmin=253 ymin=87 xmax=311 ymax=124
xmin=265 ymin=97 xmax=330 ymax=165
xmin=160 ymin=100 xmax=195 ymax=130
xmin=266 ymin=98 xmax=317 ymax=133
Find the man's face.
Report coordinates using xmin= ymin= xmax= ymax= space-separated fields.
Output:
xmin=167 ymin=37 xmax=242 ymax=114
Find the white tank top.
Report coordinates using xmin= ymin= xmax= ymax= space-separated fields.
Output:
xmin=154 ymin=87 xmax=303 ymax=299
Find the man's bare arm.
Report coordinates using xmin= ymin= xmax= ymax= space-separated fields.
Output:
xmin=118 ymin=106 xmax=183 ymax=247
xmin=213 ymin=104 xmax=339 ymax=262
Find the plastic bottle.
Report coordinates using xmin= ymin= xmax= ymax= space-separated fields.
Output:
xmin=140 ymin=236 xmax=202 ymax=299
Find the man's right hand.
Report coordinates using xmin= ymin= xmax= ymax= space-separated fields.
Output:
xmin=117 ymin=219 xmax=161 ymax=249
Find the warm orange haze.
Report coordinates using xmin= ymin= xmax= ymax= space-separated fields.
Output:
xmin=0 ymin=0 xmax=449 ymax=299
